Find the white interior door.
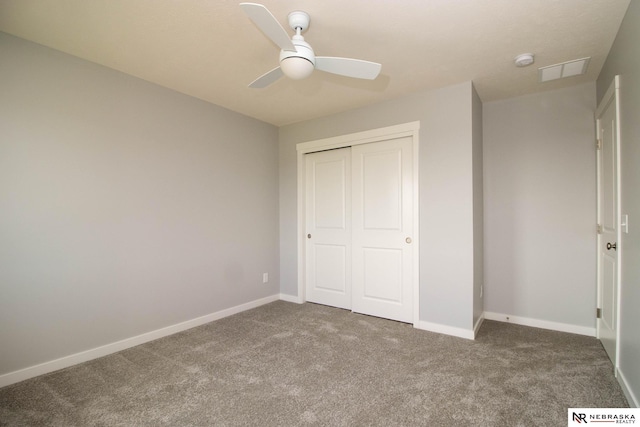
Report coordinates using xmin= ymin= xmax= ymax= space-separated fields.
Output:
xmin=351 ymin=137 xmax=414 ymax=323
xmin=305 ymin=148 xmax=352 ymax=309
xmin=596 ymin=77 xmax=620 ymax=366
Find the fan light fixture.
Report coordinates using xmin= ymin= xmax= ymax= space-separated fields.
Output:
xmin=281 ymin=57 xmax=315 ymax=79
xmin=240 ymin=3 xmax=382 ymax=88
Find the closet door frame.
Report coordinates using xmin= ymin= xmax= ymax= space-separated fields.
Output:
xmin=296 ymin=121 xmax=420 ymax=327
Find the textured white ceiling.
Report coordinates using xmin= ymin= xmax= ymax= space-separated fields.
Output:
xmin=0 ymin=0 xmax=630 ymax=126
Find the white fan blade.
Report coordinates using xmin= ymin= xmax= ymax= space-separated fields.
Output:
xmin=315 ymin=57 xmax=382 ymax=80
xmin=249 ymin=66 xmax=284 ymax=88
xmin=240 ymin=3 xmax=296 ymax=52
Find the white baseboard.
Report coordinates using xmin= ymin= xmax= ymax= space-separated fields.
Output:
xmin=483 ymin=311 xmax=595 ymax=337
xmin=415 ymin=320 xmax=475 ymax=340
xmin=280 ymin=295 xmax=478 ymax=341
xmin=0 ymin=294 xmax=281 ymax=389
xmin=617 ymin=367 xmax=639 ymax=408
xmin=279 ymin=293 xmax=303 ymax=304
xmin=473 ymin=314 xmax=485 ymax=338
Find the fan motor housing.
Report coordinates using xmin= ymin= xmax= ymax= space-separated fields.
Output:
xmin=288 ymin=11 xmax=310 ymax=32
xmin=279 ymin=37 xmax=315 ymax=65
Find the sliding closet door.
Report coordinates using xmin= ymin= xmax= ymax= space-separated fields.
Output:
xmin=305 ymin=148 xmax=352 ymax=309
xmin=351 ymin=137 xmax=414 ymax=323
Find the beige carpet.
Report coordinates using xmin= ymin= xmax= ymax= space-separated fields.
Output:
xmin=0 ymin=301 xmax=628 ymax=426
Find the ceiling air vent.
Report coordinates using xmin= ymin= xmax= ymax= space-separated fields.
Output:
xmin=538 ymin=57 xmax=591 ymax=82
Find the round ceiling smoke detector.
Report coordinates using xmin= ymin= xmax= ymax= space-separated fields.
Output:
xmin=514 ymin=53 xmax=535 ymax=67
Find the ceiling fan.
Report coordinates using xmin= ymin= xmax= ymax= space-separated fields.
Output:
xmin=240 ymin=3 xmax=382 ymax=88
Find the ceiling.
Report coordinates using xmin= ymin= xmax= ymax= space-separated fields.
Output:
xmin=0 ymin=0 xmax=630 ymax=126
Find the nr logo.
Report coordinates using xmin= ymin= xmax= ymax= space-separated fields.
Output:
xmin=573 ymin=412 xmax=588 ymax=423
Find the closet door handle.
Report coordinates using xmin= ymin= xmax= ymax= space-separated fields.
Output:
xmin=405 ymin=237 xmax=412 ymax=244
xmin=606 ymin=242 xmax=617 ymax=251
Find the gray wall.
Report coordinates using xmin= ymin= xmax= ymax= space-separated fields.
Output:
xmin=472 ymin=86 xmax=484 ymax=327
xmin=597 ymin=0 xmax=640 ymax=407
xmin=279 ymin=81 xmax=480 ymax=332
xmin=0 ymin=33 xmax=279 ymax=376
xmin=483 ymin=83 xmax=597 ymax=328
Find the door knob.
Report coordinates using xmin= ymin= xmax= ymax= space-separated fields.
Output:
xmin=405 ymin=237 xmax=412 ymax=244
xmin=307 ymin=234 xmax=312 ymax=239
xmin=606 ymin=242 xmax=617 ymax=251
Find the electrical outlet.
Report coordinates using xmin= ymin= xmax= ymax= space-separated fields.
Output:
xmin=263 ymin=273 xmax=268 ymax=283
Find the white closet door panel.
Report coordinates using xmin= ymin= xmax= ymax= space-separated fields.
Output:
xmin=362 ymin=150 xmax=401 ymax=230
xmin=314 ymin=244 xmax=347 ymax=293
xmin=362 ymin=248 xmax=403 ymax=302
xmin=305 ymin=148 xmax=351 ymax=309
xmin=352 ymin=137 xmax=413 ymax=322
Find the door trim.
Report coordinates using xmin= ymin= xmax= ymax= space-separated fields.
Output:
xmin=595 ymin=75 xmax=621 ymax=371
xmin=296 ymin=122 xmax=420 ymax=326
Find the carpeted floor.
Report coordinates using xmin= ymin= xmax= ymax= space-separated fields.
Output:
xmin=0 ymin=301 xmax=628 ymax=426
